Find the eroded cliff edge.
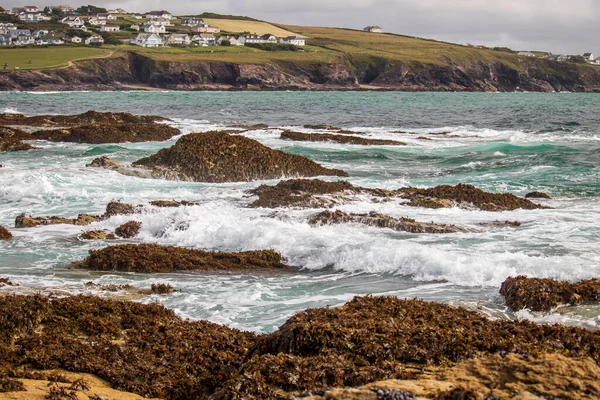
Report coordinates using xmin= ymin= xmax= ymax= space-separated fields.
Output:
xmin=1 ymin=51 xmax=600 ymax=92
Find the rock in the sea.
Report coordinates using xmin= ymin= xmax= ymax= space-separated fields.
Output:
xmin=0 ymin=110 xmax=168 ymax=127
xmin=78 ymin=230 xmax=116 ymax=241
xmin=104 ymin=201 xmax=137 ymax=217
xmin=500 ymin=276 xmax=600 ymax=312
xmin=249 ymin=179 xmax=356 ymax=208
xmin=281 ymin=131 xmax=406 ymax=146
xmin=131 ymin=132 xmax=348 ymax=183
xmin=114 ymin=221 xmax=142 ymax=239
xmin=71 ymin=244 xmax=291 ymax=273
xmin=0 ymin=225 xmax=13 ymax=240
xmin=15 ymin=213 xmax=100 ymax=228
xmin=304 ymin=124 xmax=339 ymax=130
xmin=525 ymin=191 xmax=552 ymax=199
xmin=33 ymin=123 xmax=180 ymax=144
xmin=0 ymin=126 xmax=37 ymax=152
xmin=309 ymin=210 xmax=465 ymax=234
xmin=150 ymin=200 xmax=199 ymax=207
xmin=248 ymin=179 xmax=547 ymax=211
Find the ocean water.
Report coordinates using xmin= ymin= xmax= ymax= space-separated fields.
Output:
xmin=1 ymin=91 xmax=600 ymax=333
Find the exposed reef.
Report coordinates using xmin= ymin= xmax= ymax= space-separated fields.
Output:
xmin=130 ymin=132 xmax=348 ymax=182
xmin=500 ymin=276 xmax=600 ymax=312
xmin=248 ymin=179 xmax=547 ymax=211
xmin=0 ymin=126 xmax=37 ymax=152
xmin=525 ymin=191 xmax=552 ymax=199
xmin=70 ymin=244 xmax=291 ymax=273
xmin=114 ymin=221 xmax=142 ymax=239
xmin=309 ymin=210 xmax=465 ymax=234
xmin=0 ymin=110 xmax=167 ymax=127
xmin=32 ymin=123 xmax=180 ymax=144
xmin=280 ymin=131 xmax=406 ymax=146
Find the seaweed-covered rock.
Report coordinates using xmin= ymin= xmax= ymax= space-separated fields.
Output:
xmin=304 ymin=124 xmax=339 ymax=130
xmin=525 ymin=191 xmax=552 ymax=199
xmin=248 ymin=180 xmax=547 ymax=211
xmin=0 ymin=226 xmax=13 ymax=240
xmin=249 ymin=179 xmax=356 ymax=208
xmin=0 ymin=295 xmax=255 ymax=399
xmin=78 ymin=230 xmax=116 ymax=241
xmin=500 ymin=276 xmax=600 ymax=312
xmin=104 ymin=201 xmax=136 ymax=217
xmin=150 ymin=200 xmax=199 ymax=207
xmin=281 ymin=131 xmax=406 ymax=146
xmin=0 ymin=110 xmax=168 ymax=127
xmin=33 ymin=123 xmax=180 ymax=144
xmin=15 ymin=213 xmax=100 ymax=228
xmin=309 ymin=210 xmax=465 ymax=234
xmin=115 ymin=221 xmax=142 ymax=239
xmin=0 ymin=126 xmax=36 ymax=152
xmin=71 ymin=244 xmax=291 ymax=273
xmin=131 ymin=132 xmax=348 ymax=183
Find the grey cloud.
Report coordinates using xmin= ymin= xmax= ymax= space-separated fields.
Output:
xmin=2 ymin=0 xmax=598 ymax=54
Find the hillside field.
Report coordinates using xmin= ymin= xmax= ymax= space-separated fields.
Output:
xmin=0 ymin=46 xmax=109 ymax=70
xmin=203 ymin=18 xmax=302 ymax=37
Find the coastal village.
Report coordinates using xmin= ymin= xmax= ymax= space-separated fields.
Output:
xmin=1 ymin=4 xmax=599 ymax=65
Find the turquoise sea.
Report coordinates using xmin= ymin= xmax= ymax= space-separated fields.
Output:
xmin=1 ymin=91 xmax=599 ymax=332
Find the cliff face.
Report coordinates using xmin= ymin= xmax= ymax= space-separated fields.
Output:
xmin=1 ymin=51 xmax=599 ymax=92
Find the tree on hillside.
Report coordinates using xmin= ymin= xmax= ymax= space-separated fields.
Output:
xmin=569 ymin=55 xmax=586 ymax=64
xmin=76 ymin=5 xmax=107 ymax=15
xmin=100 ymin=32 xmax=122 ymax=45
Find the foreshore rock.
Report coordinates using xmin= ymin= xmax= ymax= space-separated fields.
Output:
xmin=32 ymin=123 xmax=180 ymax=144
xmin=150 ymin=200 xmax=199 ymax=207
xmin=309 ymin=210 xmax=465 ymax=234
xmin=0 ymin=110 xmax=168 ymax=127
xmin=0 ymin=126 xmax=37 ymax=152
xmin=131 ymin=132 xmax=348 ymax=183
xmin=78 ymin=230 xmax=116 ymax=241
xmin=500 ymin=276 xmax=600 ymax=312
xmin=15 ymin=213 xmax=100 ymax=228
xmin=525 ymin=191 xmax=552 ymax=199
xmin=0 ymin=226 xmax=13 ymax=240
xmin=248 ymin=179 xmax=547 ymax=211
xmin=281 ymin=131 xmax=406 ymax=146
xmin=1 ymin=295 xmax=600 ymax=399
xmin=70 ymin=244 xmax=291 ymax=273
xmin=114 ymin=221 xmax=142 ymax=239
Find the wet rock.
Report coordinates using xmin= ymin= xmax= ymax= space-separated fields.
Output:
xmin=150 ymin=200 xmax=199 ymax=207
xmin=525 ymin=191 xmax=552 ymax=199
xmin=87 ymin=156 xmax=155 ymax=179
xmin=151 ymin=283 xmax=175 ymax=294
xmin=249 ymin=179 xmax=356 ymax=208
xmin=0 ymin=277 xmax=17 ymax=287
xmin=15 ymin=213 xmax=100 ymax=228
xmin=0 ymin=110 xmax=168 ymax=127
xmin=71 ymin=244 xmax=291 ymax=273
xmin=281 ymin=131 xmax=406 ymax=146
xmin=33 ymin=123 xmax=180 ymax=144
xmin=248 ymin=179 xmax=547 ymax=211
xmin=114 ymin=221 xmax=142 ymax=239
xmin=132 ymin=132 xmax=348 ymax=183
xmin=0 ymin=295 xmax=255 ymax=399
xmin=304 ymin=124 xmax=339 ymax=130
xmin=104 ymin=201 xmax=137 ymax=217
xmin=0 ymin=126 xmax=37 ymax=152
xmin=309 ymin=210 xmax=465 ymax=234
xmin=217 ymin=295 xmax=600 ymax=399
xmin=0 ymin=226 xmax=13 ymax=240
xmin=231 ymin=123 xmax=269 ymax=130
xmin=500 ymin=276 xmax=600 ymax=312
xmin=479 ymin=220 xmax=522 ymax=228
xmin=78 ymin=230 xmax=116 ymax=241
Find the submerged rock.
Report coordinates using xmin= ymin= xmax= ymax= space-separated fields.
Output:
xmin=0 ymin=226 xmax=13 ymax=240
xmin=32 ymin=123 xmax=180 ymax=144
xmin=0 ymin=110 xmax=168 ymax=127
xmin=71 ymin=244 xmax=291 ymax=273
xmin=304 ymin=124 xmax=339 ymax=130
xmin=500 ymin=276 xmax=600 ymax=312
xmin=248 ymin=179 xmax=547 ymax=211
xmin=281 ymin=131 xmax=406 ymax=146
xmin=87 ymin=156 xmax=155 ymax=179
xmin=131 ymin=132 xmax=348 ymax=183
xmin=114 ymin=221 xmax=142 ymax=239
xmin=15 ymin=213 xmax=100 ymax=228
xmin=525 ymin=191 xmax=552 ymax=199
xmin=309 ymin=210 xmax=465 ymax=234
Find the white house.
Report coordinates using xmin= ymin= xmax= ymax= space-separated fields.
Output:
xmin=280 ymin=36 xmax=305 ymax=46
xmin=517 ymin=52 xmax=536 ymax=57
xmin=36 ymin=35 xmax=64 ymax=45
xmin=144 ymin=24 xmax=166 ymax=34
xmin=65 ymin=35 xmax=82 ymax=43
xmin=164 ymin=33 xmax=190 ymax=46
xmin=32 ymin=29 xmax=48 ymax=38
xmin=85 ymin=34 xmax=104 ymax=45
xmin=10 ymin=29 xmax=31 ymax=38
xmin=145 ymin=10 xmax=174 ymax=20
xmin=243 ymin=33 xmax=262 ymax=43
xmin=191 ymin=25 xmax=220 ymax=33
xmin=0 ymin=23 xmax=16 ymax=34
xmin=217 ymin=35 xmax=244 ymax=46
xmin=130 ymin=24 xmax=140 ymax=31
xmin=61 ymin=16 xmax=85 ymax=28
xmin=192 ymin=33 xmax=216 ymax=46
xmin=583 ymin=53 xmax=595 ymax=62
xmin=0 ymin=34 xmax=11 ymax=46
xmin=363 ymin=25 xmax=383 ymax=33
xmin=131 ymin=13 xmax=143 ymax=19
xmin=131 ymin=33 xmax=163 ymax=47
xmin=23 ymin=6 xmax=38 ymax=13
xmin=181 ymin=17 xmax=204 ymax=27
xmin=88 ymin=17 xmax=106 ymax=26
xmin=14 ymin=34 xmax=35 ymax=45
xmin=100 ymin=25 xmax=120 ymax=32
xmin=260 ymin=34 xmax=277 ymax=43
xmin=96 ymin=13 xmax=117 ymax=21
xmin=19 ymin=11 xmax=51 ymax=22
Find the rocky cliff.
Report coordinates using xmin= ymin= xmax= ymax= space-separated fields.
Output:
xmin=1 ymin=51 xmax=600 ymax=92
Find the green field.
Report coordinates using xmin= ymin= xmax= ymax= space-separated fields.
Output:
xmin=0 ymin=47 xmax=109 ymax=71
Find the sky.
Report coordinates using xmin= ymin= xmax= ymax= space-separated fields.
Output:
xmin=3 ymin=0 xmax=599 ymax=56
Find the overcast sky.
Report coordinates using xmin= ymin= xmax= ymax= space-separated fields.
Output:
xmin=4 ymin=0 xmax=599 ymax=55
